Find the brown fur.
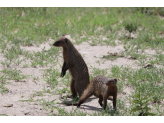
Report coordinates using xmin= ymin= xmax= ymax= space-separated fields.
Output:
xmin=53 ymin=36 xmax=90 ymax=98
xmin=67 ymin=76 xmax=117 ymax=110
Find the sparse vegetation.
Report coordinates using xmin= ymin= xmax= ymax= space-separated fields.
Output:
xmin=0 ymin=7 xmax=164 ymax=116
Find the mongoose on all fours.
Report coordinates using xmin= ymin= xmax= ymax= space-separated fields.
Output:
xmin=66 ymin=76 xmax=118 ymax=110
xmin=53 ymin=36 xmax=90 ymax=98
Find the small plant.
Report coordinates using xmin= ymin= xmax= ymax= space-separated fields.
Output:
xmin=1 ymin=69 xmax=27 ymax=82
xmin=55 ymin=107 xmax=69 ymax=116
xmin=124 ymin=21 xmax=138 ymax=38
xmin=31 ymin=91 xmax=45 ymax=97
xmin=130 ymin=86 xmax=155 ymax=116
xmin=136 ymin=58 xmax=147 ymax=66
xmin=102 ymin=52 xmax=122 ymax=61
xmin=23 ymin=63 xmax=29 ymax=68
xmin=134 ymin=7 xmax=157 ymax=15
xmin=89 ymin=42 xmax=97 ymax=46
xmin=125 ymin=23 xmax=137 ymax=33
xmin=30 ymin=60 xmax=37 ymax=68
xmin=13 ymin=59 xmax=23 ymax=66
xmin=32 ymin=76 xmax=39 ymax=81
xmin=110 ymin=65 xmax=123 ymax=78
xmin=4 ymin=51 xmax=15 ymax=62
xmin=56 ymin=87 xmax=68 ymax=94
xmin=96 ymin=60 xmax=101 ymax=66
xmin=156 ymin=7 xmax=164 ymax=16
xmin=1 ymin=60 xmax=12 ymax=67
xmin=69 ymin=108 xmax=87 ymax=116
xmin=0 ymin=43 xmax=7 ymax=53
xmin=124 ymin=44 xmax=131 ymax=52
xmin=44 ymin=68 xmax=60 ymax=89
xmin=21 ymin=95 xmax=24 ymax=98
xmin=0 ymin=114 xmax=8 ymax=116
xmin=0 ymin=84 xmax=9 ymax=94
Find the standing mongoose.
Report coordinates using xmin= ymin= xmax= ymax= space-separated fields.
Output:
xmin=53 ymin=36 xmax=90 ymax=98
xmin=66 ymin=76 xmax=117 ymax=110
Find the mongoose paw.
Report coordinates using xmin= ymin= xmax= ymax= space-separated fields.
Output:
xmin=65 ymin=103 xmax=72 ymax=106
xmin=60 ymin=72 xmax=66 ymax=77
xmin=77 ymin=103 xmax=81 ymax=108
xmin=65 ymin=102 xmax=78 ymax=106
xmin=60 ymin=73 xmax=64 ymax=77
xmin=60 ymin=74 xmax=63 ymax=77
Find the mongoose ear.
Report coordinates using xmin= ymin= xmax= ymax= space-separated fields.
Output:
xmin=114 ymin=78 xmax=117 ymax=82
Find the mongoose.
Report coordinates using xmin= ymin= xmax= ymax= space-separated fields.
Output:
xmin=53 ymin=36 xmax=90 ymax=98
xmin=66 ymin=76 xmax=117 ymax=110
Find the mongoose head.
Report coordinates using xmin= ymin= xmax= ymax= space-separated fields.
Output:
xmin=53 ymin=36 xmax=69 ymax=48
xmin=105 ymin=78 xmax=117 ymax=87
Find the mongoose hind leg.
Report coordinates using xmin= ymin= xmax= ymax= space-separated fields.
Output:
xmin=103 ymin=96 xmax=108 ymax=110
xmin=70 ymin=79 xmax=78 ymax=98
xmin=113 ymin=94 xmax=117 ymax=110
xmin=98 ymin=96 xmax=103 ymax=107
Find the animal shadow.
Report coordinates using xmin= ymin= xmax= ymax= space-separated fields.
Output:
xmin=61 ymin=96 xmax=119 ymax=115
xmin=82 ymin=104 xmax=119 ymax=115
xmin=62 ymin=95 xmax=95 ymax=103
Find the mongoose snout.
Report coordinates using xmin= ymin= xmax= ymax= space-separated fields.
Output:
xmin=53 ymin=42 xmax=59 ymax=46
xmin=53 ymin=41 xmax=64 ymax=47
xmin=53 ymin=37 xmax=68 ymax=47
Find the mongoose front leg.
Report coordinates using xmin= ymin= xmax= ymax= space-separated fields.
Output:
xmin=103 ymin=100 xmax=107 ymax=110
xmin=113 ymin=94 xmax=117 ymax=110
xmin=67 ymin=79 xmax=78 ymax=98
xmin=61 ymin=61 xmax=69 ymax=77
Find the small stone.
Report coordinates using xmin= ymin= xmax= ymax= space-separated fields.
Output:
xmin=3 ymin=104 xmax=13 ymax=107
xmin=127 ymin=56 xmax=136 ymax=60
xmin=24 ymin=112 xmax=30 ymax=115
xmin=143 ymin=63 xmax=153 ymax=68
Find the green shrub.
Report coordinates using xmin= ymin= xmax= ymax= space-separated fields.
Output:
xmin=124 ymin=21 xmax=138 ymax=33
xmin=130 ymin=86 xmax=155 ymax=116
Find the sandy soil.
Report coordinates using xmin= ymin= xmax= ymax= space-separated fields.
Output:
xmin=0 ymin=36 xmax=160 ymax=116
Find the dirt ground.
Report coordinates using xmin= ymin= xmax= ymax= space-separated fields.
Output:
xmin=0 ymin=35 xmax=156 ymax=116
